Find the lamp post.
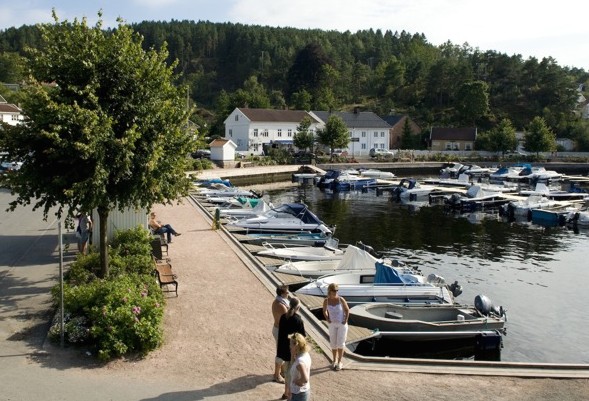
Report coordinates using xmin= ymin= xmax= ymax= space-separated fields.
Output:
xmin=58 ymin=217 xmax=64 ymax=348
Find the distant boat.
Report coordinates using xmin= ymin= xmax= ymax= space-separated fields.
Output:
xmin=257 ymin=237 xmax=345 ymax=261
xmin=238 ymin=231 xmax=332 ymax=247
xmin=225 ymin=203 xmax=333 ymax=235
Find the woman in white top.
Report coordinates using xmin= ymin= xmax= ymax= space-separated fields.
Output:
xmin=322 ymin=282 xmax=350 ymax=371
xmin=289 ymin=332 xmax=311 ymax=401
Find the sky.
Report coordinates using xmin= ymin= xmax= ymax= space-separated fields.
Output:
xmin=0 ymin=0 xmax=588 ymax=70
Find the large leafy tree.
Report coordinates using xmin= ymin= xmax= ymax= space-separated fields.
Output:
xmin=316 ymin=115 xmax=349 ymax=158
xmin=455 ymin=80 xmax=490 ymax=126
xmin=488 ymin=118 xmax=517 ymax=156
xmin=293 ymin=116 xmax=315 ymax=152
xmin=524 ymin=116 xmax=557 ymax=155
xmin=2 ymin=12 xmax=195 ymax=277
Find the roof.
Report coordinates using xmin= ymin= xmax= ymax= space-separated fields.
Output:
xmin=209 ymin=138 xmax=237 ymax=148
xmin=0 ymin=103 xmax=21 ymax=113
xmin=381 ymin=115 xmax=404 ymax=127
xmin=238 ymin=108 xmax=320 ymax=124
xmin=430 ymin=127 xmax=477 ymax=141
xmin=312 ymin=110 xmax=391 ymax=129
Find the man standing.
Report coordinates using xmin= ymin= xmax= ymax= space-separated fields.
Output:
xmin=271 ymin=285 xmax=289 ymax=383
xmin=76 ymin=212 xmax=92 ymax=255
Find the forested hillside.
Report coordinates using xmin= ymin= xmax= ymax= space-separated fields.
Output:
xmin=1 ymin=20 xmax=589 ymax=148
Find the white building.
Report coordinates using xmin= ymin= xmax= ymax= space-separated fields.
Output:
xmin=310 ymin=109 xmax=391 ymax=157
xmin=223 ymin=107 xmax=391 ymax=156
xmin=224 ymin=108 xmax=321 ymax=155
xmin=209 ymin=138 xmax=237 ymax=161
xmin=0 ymin=95 xmax=24 ymax=126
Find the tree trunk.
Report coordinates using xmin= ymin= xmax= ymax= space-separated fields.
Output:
xmin=98 ymin=207 xmax=110 ymax=278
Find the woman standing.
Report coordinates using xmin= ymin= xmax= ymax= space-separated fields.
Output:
xmin=289 ymin=332 xmax=311 ymax=401
xmin=277 ymin=297 xmax=305 ymax=400
xmin=322 ymin=283 xmax=349 ymax=371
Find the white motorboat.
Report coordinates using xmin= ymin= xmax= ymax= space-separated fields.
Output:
xmin=488 ymin=165 xmax=525 ymax=183
xmin=566 ymin=210 xmax=589 ymax=227
xmin=225 ymin=203 xmax=333 ymax=235
xmin=348 ymin=296 xmax=506 ymax=341
xmin=195 ymin=182 xmax=260 ymax=198
xmin=272 ymin=243 xmax=388 ymax=278
xmin=358 ymin=169 xmax=396 ymax=179
xmin=257 ymin=237 xmax=344 ymax=261
xmin=445 ymin=185 xmax=511 ymax=212
xmin=392 ymin=178 xmax=438 ymax=200
xmin=501 ymin=194 xmax=569 ymax=218
xmin=295 ymin=262 xmax=458 ymax=305
xmin=216 ymin=199 xmax=273 ymax=219
xmin=519 ymin=183 xmax=589 ymax=201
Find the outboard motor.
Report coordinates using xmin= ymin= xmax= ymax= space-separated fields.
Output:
xmin=448 ymin=281 xmax=463 ymax=298
xmin=445 ymin=193 xmax=462 ymax=208
xmin=475 ymin=294 xmax=506 ymax=318
xmin=426 ymin=273 xmax=446 ymax=286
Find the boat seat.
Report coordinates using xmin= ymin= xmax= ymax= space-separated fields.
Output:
xmin=385 ymin=311 xmax=403 ymax=320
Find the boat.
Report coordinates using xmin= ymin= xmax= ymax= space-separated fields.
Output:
xmin=358 ymin=169 xmax=396 ymax=179
xmin=530 ymin=205 xmax=579 ymax=227
xmin=566 ymin=210 xmax=589 ymax=227
xmin=238 ymin=231 xmax=332 ymax=247
xmin=316 ymin=169 xmax=360 ymax=189
xmin=225 ymin=203 xmax=333 ymax=235
xmin=348 ymin=295 xmax=506 ymax=341
xmin=444 ymin=185 xmax=512 ymax=212
xmin=519 ymin=183 xmax=589 ymax=201
xmin=195 ymin=182 xmax=261 ymax=198
xmin=272 ymin=242 xmax=388 ymax=278
xmin=391 ymin=178 xmax=439 ymax=200
xmin=216 ymin=198 xmax=273 ymax=219
xmin=295 ymin=262 xmax=460 ymax=305
xmin=257 ymin=237 xmax=345 ymax=261
xmin=499 ymin=194 xmax=567 ymax=219
xmin=440 ymin=163 xmax=490 ymax=179
xmin=332 ymin=173 xmax=377 ymax=191
xmin=488 ymin=165 xmax=526 ymax=184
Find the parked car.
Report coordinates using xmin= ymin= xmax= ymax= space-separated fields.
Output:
xmin=331 ymin=148 xmax=348 ymax=157
xmin=191 ymin=149 xmax=211 ymax=159
xmin=369 ymin=148 xmax=396 ymax=158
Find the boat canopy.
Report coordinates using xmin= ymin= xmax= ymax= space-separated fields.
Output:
xmin=270 ymin=203 xmax=323 ymax=225
xmin=334 ymin=245 xmax=379 ymax=270
xmin=374 ymin=262 xmax=410 ymax=285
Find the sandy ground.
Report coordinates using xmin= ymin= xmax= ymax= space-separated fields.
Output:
xmin=2 ymin=194 xmax=588 ymax=400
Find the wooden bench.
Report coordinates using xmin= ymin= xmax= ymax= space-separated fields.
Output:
xmin=153 ymin=258 xmax=178 ymax=297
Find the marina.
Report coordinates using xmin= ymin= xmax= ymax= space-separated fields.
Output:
xmin=195 ymin=163 xmax=589 ymax=365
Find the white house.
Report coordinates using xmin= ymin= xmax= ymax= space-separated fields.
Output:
xmin=310 ymin=109 xmax=391 ymax=157
xmin=0 ymin=96 xmax=24 ymax=126
xmin=224 ymin=108 xmax=321 ymax=155
xmin=224 ymin=107 xmax=391 ymax=157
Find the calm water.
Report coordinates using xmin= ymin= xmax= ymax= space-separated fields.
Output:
xmin=262 ymin=182 xmax=589 ymax=364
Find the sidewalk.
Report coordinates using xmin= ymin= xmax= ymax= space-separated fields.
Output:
xmin=1 ymin=193 xmax=588 ymax=400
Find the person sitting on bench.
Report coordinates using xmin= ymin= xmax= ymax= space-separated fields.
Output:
xmin=149 ymin=212 xmax=181 ymax=243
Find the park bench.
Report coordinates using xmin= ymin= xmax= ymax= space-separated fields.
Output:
xmin=153 ymin=257 xmax=178 ymax=297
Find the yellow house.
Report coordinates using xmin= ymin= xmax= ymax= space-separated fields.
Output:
xmin=429 ymin=127 xmax=477 ymax=151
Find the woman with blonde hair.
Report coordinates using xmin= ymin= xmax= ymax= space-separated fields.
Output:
xmin=322 ymin=282 xmax=349 ymax=371
xmin=276 ymin=297 xmax=305 ymax=400
xmin=289 ymin=332 xmax=311 ymax=401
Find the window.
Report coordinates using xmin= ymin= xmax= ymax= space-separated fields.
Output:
xmin=253 ymin=143 xmax=259 ymax=152
xmin=465 ymin=144 xmax=472 ymax=151
xmin=380 ymin=143 xmax=385 ymax=149
xmin=229 ymin=129 xmax=233 ymax=137
xmin=11 ymin=115 xmax=19 ymax=121
xmin=253 ymin=129 xmax=258 ymax=137
xmin=361 ymin=143 xmax=366 ymax=149
xmin=235 ymin=115 xmax=239 ymax=121
xmin=263 ymin=129 xmax=269 ymax=137
xmin=277 ymin=129 xmax=282 ymax=137
xmin=362 ymin=131 xmax=366 ymax=137
xmin=288 ymin=129 xmax=292 ymax=137
xmin=374 ymin=131 xmax=378 ymax=137
xmin=380 ymin=132 xmax=385 ymax=137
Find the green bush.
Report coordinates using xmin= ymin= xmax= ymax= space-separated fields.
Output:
xmin=50 ymin=227 xmax=166 ymax=360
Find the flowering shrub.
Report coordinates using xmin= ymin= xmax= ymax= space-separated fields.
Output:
xmin=50 ymin=227 xmax=166 ymax=360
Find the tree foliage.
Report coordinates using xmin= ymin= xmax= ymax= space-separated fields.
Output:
xmin=293 ymin=116 xmax=315 ymax=152
xmin=488 ymin=118 xmax=517 ymax=155
xmin=316 ymin=115 xmax=349 ymax=157
xmin=1 ymin=12 xmax=195 ymax=277
xmin=524 ymin=116 xmax=557 ymax=155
